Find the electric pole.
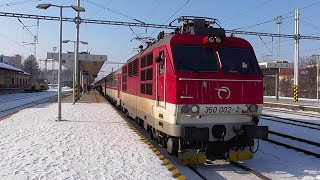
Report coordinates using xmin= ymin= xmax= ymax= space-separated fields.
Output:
xmin=274 ymin=16 xmax=283 ymax=101
xmin=294 ymin=9 xmax=300 ymax=103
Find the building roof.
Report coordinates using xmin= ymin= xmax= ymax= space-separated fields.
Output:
xmin=0 ymin=62 xmax=24 ymax=73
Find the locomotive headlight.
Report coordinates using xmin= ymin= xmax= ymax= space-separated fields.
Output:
xmin=215 ymin=36 xmax=222 ymax=43
xmin=181 ymin=105 xmax=189 ymax=114
xmin=190 ymin=105 xmax=200 ymax=113
xmin=242 ymin=105 xmax=249 ymax=113
xmin=249 ymin=104 xmax=258 ymax=112
xmin=208 ymin=36 xmax=215 ymax=43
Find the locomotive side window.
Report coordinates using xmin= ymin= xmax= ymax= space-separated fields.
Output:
xmin=140 ymin=53 xmax=153 ymax=95
xmin=173 ymin=46 xmax=218 ymax=72
xmin=219 ymin=48 xmax=259 ymax=74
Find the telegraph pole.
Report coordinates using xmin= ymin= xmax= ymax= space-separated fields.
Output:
xmin=294 ymin=9 xmax=300 ymax=103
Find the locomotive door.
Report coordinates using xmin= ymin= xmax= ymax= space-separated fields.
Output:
xmin=157 ymin=50 xmax=165 ymax=107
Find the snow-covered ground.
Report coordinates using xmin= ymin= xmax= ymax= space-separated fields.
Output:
xmin=0 ymin=103 xmax=174 ymax=179
xmin=0 ymin=88 xmax=72 ymax=118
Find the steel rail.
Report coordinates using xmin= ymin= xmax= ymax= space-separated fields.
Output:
xmin=264 ymin=138 xmax=320 ymax=158
xmin=261 ymin=114 xmax=320 ymax=127
xmin=261 ymin=116 xmax=320 ymax=131
xmin=269 ymin=130 xmax=320 ymax=147
xmin=262 ymin=107 xmax=320 ymax=119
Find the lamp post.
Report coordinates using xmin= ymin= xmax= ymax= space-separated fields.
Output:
xmin=62 ymin=40 xmax=88 ymax=105
xmin=37 ymin=3 xmax=85 ymax=121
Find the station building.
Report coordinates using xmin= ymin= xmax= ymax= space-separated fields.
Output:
xmin=0 ymin=62 xmax=30 ymax=94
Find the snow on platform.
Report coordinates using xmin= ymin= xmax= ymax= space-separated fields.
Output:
xmin=0 ymin=102 xmax=174 ymax=179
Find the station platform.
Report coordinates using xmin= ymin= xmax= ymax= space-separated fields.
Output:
xmin=62 ymin=90 xmax=107 ymax=103
xmin=0 ymin=95 xmax=177 ymax=179
xmin=264 ymin=96 xmax=320 ymax=113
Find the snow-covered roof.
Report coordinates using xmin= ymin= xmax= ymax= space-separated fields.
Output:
xmin=0 ymin=62 xmax=24 ymax=72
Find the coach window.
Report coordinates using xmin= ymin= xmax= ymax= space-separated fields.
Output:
xmin=140 ymin=53 xmax=153 ymax=95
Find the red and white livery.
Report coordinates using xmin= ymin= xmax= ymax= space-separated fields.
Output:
xmin=98 ymin=17 xmax=268 ymax=164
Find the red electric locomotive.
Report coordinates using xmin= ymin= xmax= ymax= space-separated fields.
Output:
xmin=99 ymin=16 xmax=268 ymax=164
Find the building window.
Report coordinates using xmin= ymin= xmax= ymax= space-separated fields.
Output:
xmin=12 ymin=78 xmax=14 ymax=85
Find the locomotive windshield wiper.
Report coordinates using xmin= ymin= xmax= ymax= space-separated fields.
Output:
xmin=179 ymin=61 xmax=200 ymax=73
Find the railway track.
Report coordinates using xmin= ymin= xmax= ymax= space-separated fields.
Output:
xmin=260 ymin=113 xmax=320 ymax=158
xmin=265 ymin=130 xmax=320 ymax=158
xmin=0 ymin=92 xmax=52 ymax=103
xmin=0 ymin=92 xmax=71 ymax=119
xmin=187 ymin=161 xmax=271 ymax=180
xmin=262 ymin=107 xmax=320 ymax=119
xmin=260 ymin=114 xmax=320 ymax=130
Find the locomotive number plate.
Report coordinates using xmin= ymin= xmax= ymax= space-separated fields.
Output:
xmin=204 ymin=106 xmax=241 ymax=114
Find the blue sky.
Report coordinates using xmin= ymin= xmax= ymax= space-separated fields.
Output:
xmin=1 ymin=0 xmax=320 ymax=77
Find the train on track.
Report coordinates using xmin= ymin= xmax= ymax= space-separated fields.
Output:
xmin=96 ymin=16 xmax=268 ymax=165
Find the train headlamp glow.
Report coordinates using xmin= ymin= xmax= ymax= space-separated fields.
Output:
xmin=249 ymin=104 xmax=258 ymax=112
xmin=208 ymin=36 xmax=215 ymax=43
xmin=242 ymin=105 xmax=248 ymax=113
xmin=215 ymin=36 xmax=222 ymax=43
xmin=181 ymin=105 xmax=189 ymax=114
xmin=190 ymin=105 xmax=199 ymax=113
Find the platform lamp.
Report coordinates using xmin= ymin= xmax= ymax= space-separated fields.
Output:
xmin=37 ymin=3 xmax=85 ymax=121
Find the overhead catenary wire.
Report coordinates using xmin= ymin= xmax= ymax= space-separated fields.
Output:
xmin=87 ymin=0 xmax=113 ymax=19
xmin=222 ymin=0 xmax=274 ymax=24
xmin=233 ymin=0 xmax=320 ymax=31
xmin=83 ymin=0 xmax=144 ymax=23
xmin=149 ymin=0 xmax=191 ymax=37
xmin=0 ymin=0 xmax=39 ymax=8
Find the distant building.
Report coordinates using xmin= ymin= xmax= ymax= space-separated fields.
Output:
xmin=0 ymin=54 xmax=22 ymax=69
xmin=0 ymin=62 xmax=30 ymax=94
xmin=46 ymin=69 xmax=72 ymax=87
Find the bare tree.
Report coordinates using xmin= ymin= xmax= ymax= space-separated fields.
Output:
xmin=280 ymin=76 xmax=293 ymax=97
xmin=299 ymin=56 xmax=317 ymax=98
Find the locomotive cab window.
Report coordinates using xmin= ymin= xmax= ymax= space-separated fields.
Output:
xmin=173 ymin=46 xmax=218 ymax=72
xmin=219 ymin=48 xmax=259 ymax=74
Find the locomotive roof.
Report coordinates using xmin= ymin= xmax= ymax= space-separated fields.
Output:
xmin=126 ymin=34 xmax=175 ymax=64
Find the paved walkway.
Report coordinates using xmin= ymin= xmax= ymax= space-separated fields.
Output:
xmin=62 ymin=90 xmax=107 ymax=103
